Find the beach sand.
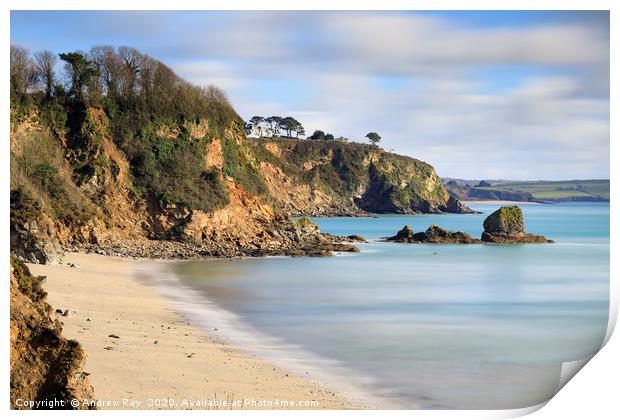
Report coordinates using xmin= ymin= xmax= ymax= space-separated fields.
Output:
xmin=27 ymin=253 xmax=363 ymax=410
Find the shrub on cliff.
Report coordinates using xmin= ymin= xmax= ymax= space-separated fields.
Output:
xmin=11 ymin=130 xmax=97 ymax=226
xmin=220 ymin=136 xmax=269 ymax=197
xmin=128 ymin=135 xmax=230 ymax=211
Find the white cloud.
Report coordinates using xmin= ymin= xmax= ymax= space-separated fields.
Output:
xmin=162 ymin=12 xmax=609 ymax=179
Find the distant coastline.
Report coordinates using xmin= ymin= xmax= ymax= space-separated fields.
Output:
xmin=462 ymin=200 xmax=540 ymax=205
xmin=444 ymin=179 xmax=609 ymax=204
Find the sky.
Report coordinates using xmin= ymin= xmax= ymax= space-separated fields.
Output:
xmin=10 ymin=10 xmax=610 ymax=180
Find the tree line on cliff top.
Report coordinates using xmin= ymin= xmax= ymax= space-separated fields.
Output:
xmin=10 ymin=44 xmax=238 ymax=128
xmin=247 ymin=114 xmax=381 ymax=146
xmin=10 ymin=44 xmax=247 ymax=215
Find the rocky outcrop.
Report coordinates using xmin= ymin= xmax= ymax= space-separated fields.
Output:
xmin=10 ymin=223 xmax=64 ymax=265
xmin=11 ymin=100 xmax=472 ymax=263
xmin=10 ymin=190 xmax=64 ymax=265
xmin=10 ymin=258 xmax=96 ymax=409
xmin=386 ymin=224 xmax=482 ymax=244
xmin=386 ymin=225 xmax=415 ymax=242
xmin=418 ymin=225 xmax=482 ymax=244
xmin=440 ymin=195 xmax=479 ymax=214
xmin=251 ymin=138 xmax=474 ymax=216
xmin=385 ymin=206 xmax=553 ymax=245
xmin=481 ymin=206 xmax=553 ymax=243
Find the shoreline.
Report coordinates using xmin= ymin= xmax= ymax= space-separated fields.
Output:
xmin=463 ymin=200 xmax=541 ymax=205
xmin=26 ymin=253 xmax=368 ymax=410
xmin=138 ymin=260 xmax=397 ymax=409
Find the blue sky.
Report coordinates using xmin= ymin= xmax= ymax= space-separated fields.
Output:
xmin=11 ymin=10 xmax=610 ymax=179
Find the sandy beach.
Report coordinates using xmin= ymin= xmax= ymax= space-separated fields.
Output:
xmin=26 ymin=253 xmax=363 ymax=410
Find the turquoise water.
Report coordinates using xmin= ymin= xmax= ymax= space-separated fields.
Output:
xmin=174 ymin=203 xmax=610 ymax=409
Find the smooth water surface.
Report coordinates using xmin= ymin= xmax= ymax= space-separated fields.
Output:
xmin=174 ymin=203 xmax=609 ymax=409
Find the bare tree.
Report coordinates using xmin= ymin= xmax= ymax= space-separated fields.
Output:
xmin=90 ymin=46 xmax=123 ymax=98
xmin=10 ymin=45 xmax=38 ymax=99
xmin=118 ymin=46 xmax=144 ymax=96
xmin=34 ymin=50 xmax=57 ymax=100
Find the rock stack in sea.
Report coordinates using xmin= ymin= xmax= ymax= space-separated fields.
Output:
xmin=386 ymin=224 xmax=481 ymax=244
xmin=480 ymin=206 xmax=553 ymax=243
xmin=385 ymin=205 xmax=553 ymax=245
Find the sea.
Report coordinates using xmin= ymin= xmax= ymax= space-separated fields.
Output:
xmin=169 ymin=203 xmax=610 ymax=409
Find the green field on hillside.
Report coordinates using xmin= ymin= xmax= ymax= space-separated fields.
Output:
xmin=493 ymin=180 xmax=609 ymax=200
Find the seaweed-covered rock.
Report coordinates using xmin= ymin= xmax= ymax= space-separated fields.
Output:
xmin=482 ymin=206 xmax=524 ymax=236
xmin=481 ymin=206 xmax=552 ymax=243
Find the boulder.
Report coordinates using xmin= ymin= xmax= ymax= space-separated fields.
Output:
xmin=10 ymin=221 xmax=64 ymax=265
xmin=481 ymin=206 xmax=552 ymax=243
xmin=423 ymin=224 xmax=482 ymax=244
xmin=482 ymin=206 xmax=524 ymax=235
xmin=386 ymin=225 xmax=415 ymax=242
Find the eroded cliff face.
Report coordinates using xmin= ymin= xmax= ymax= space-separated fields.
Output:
xmin=10 ymin=258 xmax=96 ymax=409
xmin=250 ymin=138 xmax=474 ymax=216
xmin=10 ymin=109 xmax=362 ymax=261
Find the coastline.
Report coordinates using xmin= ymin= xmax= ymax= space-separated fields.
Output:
xmin=463 ymin=200 xmax=540 ymax=205
xmin=26 ymin=253 xmax=365 ymax=410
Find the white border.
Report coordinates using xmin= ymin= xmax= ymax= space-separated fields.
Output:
xmin=3 ymin=1 xmax=616 ymax=419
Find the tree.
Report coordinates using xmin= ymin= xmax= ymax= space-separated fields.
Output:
xmin=366 ymin=132 xmax=381 ymax=147
xmin=280 ymin=116 xmax=301 ymax=138
xmin=118 ymin=46 xmax=144 ymax=96
xmin=297 ymin=126 xmax=305 ymax=139
xmin=292 ymin=120 xmax=304 ymax=138
xmin=309 ymin=130 xmax=325 ymax=140
xmin=265 ymin=116 xmax=283 ymax=135
xmin=325 ymin=133 xmax=335 ymax=141
xmin=90 ymin=45 xmax=123 ymax=98
xmin=249 ymin=116 xmax=264 ymax=126
xmin=10 ymin=45 xmax=38 ymax=100
xmin=34 ymin=50 xmax=57 ymax=100
xmin=59 ymin=51 xmax=97 ymax=103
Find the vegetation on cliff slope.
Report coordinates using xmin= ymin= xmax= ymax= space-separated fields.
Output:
xmin=250 ymin=137 xmax=467 ymax=215
xmin=10 ymin=44 xmax=469 ymax=262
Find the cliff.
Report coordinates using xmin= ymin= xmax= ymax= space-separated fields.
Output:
xmin=10 ymin=258 xmax=96 ymax=409
xmin=10 ymin=107 xmax=471 ymax=262
xmin=444 ymin=182 xmax=540 ymax=203
xmin=10 ymin=46 xmax=470 ymax=263
xmin=251 ymin=138 xmax=472 ymax=216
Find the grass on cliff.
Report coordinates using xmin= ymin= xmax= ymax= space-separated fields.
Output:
xmin=11 ymin=256 xmax=47 ymax=302
xmin=10 ymin=130 xmax=97 ymax=226
xmin=250 ymin=138 xmax=372 ymax=196
xmin=220 ymin=135 xmax=269 ymax=197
